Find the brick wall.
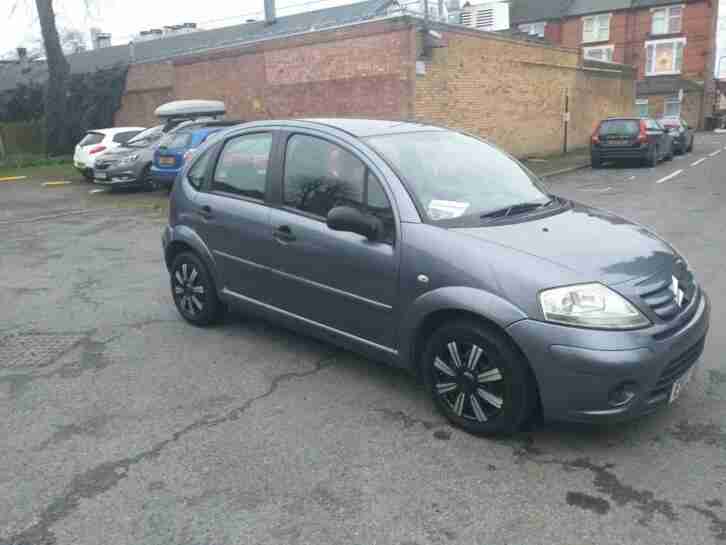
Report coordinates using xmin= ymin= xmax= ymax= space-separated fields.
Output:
xmin=414 ymin=29 xmax=634 ymax=157
xmin=115 ymin=22 xmax=415 ymax=127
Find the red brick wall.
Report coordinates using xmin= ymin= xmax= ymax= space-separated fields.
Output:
xmin=115 ymin=22 xmax=415 ymax=126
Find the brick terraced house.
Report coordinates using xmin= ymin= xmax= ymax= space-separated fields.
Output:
xmin=511 ymin=0 xmax=719 ymax=128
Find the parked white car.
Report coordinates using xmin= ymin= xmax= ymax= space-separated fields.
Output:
xmin=74 ymin=127 xmax=145 ymax=180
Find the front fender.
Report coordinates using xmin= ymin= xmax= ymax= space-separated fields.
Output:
xmin=163 ymin=224 xmax=221 ymax=290
xmin=398 ymin=286 xmax=528 ymax=369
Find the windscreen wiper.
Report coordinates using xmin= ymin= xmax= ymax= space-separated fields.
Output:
xmin=480 ymin=198 xmax=554 ymax=221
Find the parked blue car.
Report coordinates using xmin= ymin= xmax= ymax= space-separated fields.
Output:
xmin=151 ymin=121 xmax=239 ymax=188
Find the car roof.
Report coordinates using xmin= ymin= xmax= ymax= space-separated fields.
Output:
xmin=299 ymin=118 xmax=447 ymax=138
xmin=87 ymin=127 xmax=146 ymax=135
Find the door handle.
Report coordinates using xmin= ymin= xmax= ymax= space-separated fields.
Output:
xmin=198 ymin=205 xmax=213 ymax=220
xmin=273 ymin=225 xmax=296 ymax=243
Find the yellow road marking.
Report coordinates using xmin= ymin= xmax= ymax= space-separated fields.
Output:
xmin=0 ymin=176 xmax=28 ymax=182
xmin=42 ymin=181 xmax=73 ymax=187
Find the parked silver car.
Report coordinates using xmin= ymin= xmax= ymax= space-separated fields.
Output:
xmin=93 ymin=126 xmax=164 ymax=189
xmin=162 ymin=119 xmax=709 ymax=435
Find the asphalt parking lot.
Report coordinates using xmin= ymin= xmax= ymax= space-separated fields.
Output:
xmin=2 ymin=134 xmax=726 ymax=545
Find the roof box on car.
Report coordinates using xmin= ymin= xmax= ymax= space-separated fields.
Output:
xmin=154 ymin=100 xmax=226 ymax=120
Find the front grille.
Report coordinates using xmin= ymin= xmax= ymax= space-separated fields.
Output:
xmin=648 ymin=337 xmax=705 ymax=401
xmin=635 ymin=260 xmax=696 ymax=322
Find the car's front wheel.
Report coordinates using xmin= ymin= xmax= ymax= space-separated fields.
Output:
xmin=423 ymin=320 xmax=535 ymax=435
xmin=170 ymin=252 xmax=224 ymax=326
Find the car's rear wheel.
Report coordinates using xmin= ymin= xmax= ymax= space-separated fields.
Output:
xmin=687 ymin=139 xmax=694 ymax=152
xmin=591 ymin=154 xmax=602 ymax=169
xmin=170 ymin=252 xmax=224 ymax=326
xmin=422 ymin=320 xmax=535 ymax=435
xmin=665 ymin=145 xmax=674 ymax=161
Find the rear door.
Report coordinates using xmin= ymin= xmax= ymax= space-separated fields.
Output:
xmin=191 ymin=130 xmax=279 ymax=302
xmin=646 ymin=119 xmax=666 ymax=158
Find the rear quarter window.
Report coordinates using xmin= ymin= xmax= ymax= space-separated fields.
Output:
xmin=599 ymin=120 xmax=639 ymax=136
xmin=79 ymin=132 xmax=105 ymax=146
xmin=113 ymin=130 xmax=142 ymax=144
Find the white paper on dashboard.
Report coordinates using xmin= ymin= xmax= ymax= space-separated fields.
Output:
xmin=427 ymin=200 xmax=470 ymax=220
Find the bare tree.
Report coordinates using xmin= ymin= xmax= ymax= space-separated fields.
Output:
xmin=35 ymin=0 xmax=70 ymax=155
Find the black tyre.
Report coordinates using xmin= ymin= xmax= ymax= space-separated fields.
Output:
xmin=422 ymin=320 xmax=535 ymax=435
xmin=687 ymin=140 xmax=694 ymax=153
xmin=591 ymin=155 xmax=602 ymax=169
xmin=141 ymin=165 xmax=156 ymax=191
xmin=665 ymin=145 xmax=674 ymax=161
xmin=170 ymin=252 xmax=224 ymax=326
xmin=644 ymin=146 xmax=657 ymax=167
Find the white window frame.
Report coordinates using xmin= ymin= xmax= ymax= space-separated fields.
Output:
xmin=584 ymin=45 xmax=615 ymax=62
xmin=519 ymin=21 xmax=546 ymax=38
xmin=644 ymin=37 xmax=686 ymax=76
xmin=635 ymin=99 xmax=649 ymax=118
xmin=582 ymin=13 xmax=611 ymax=43
xmin=664 ymin=95 xmax=682 ymax=117
xmin=651 ymin=4 xmax=683 ymax=35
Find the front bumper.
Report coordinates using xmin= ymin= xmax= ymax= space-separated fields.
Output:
xmin=507 ymin=290 xmax=710 ymax=424
xmin=93 ymin=164 xmax=144 ymax=187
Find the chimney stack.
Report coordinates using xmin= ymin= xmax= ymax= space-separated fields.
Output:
xmin=264 ymin=0 xmax=276 ymax=25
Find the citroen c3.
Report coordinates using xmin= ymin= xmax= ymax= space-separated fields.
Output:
xmin=162 ymin=119 xmax=709 ymax=435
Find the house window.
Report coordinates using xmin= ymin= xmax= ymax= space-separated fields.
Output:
xmin=652 ymin=5 xmax=683 ymax=35
xmin=519 ymin=22 xmax=546 ymax=37
xmin=583 ymin=14 xmax=611 ymax=43
xmin=636 ymin=99 xmax=649 ymax=117
xmin=645 ymin=38 xmax=685 ymax=75
xmin=584 ymin=45 xmax=614 ymax=62
xmin=664 ymin=96 xmax=682 ymax=117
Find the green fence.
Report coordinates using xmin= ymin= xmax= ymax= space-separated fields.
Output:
xmin=0 ymin=121 xmax=46 ymax=159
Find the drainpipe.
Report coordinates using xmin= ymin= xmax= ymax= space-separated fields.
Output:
xmin=264 ymin=0 xmax=276 ymax=25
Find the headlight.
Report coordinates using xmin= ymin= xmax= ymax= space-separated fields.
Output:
xmin=539 ymin=283 xmax=650 ymax=329
xmin=119 ymin=154 xmax=140 ymax=164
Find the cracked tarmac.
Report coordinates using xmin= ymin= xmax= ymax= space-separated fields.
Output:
xmin=2 ymin=138 xmax=726 ymax=545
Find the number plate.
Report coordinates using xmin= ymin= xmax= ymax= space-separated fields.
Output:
xmin=606 ymin=139 xmax=629 ymax=146
xmin=95 ymin=172 xmax=107 ymax=180
xmin=669 ymin=367 xmax=694 ymax=404
xmin=159 ymin=157 xmax=175 ymax=166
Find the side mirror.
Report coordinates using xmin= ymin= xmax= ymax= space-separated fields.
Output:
xmin=327 ymin=206 xmax=382 ymax=240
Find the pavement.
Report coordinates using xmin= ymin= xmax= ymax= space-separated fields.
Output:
xmin=2 ymin=134 xmax=726 ymax=545
xmin=522 ymin=149 xmax=591 ymax=178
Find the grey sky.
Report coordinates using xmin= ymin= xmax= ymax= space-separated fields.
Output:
xmin=0 ymin=0 xmax=357 ymax=53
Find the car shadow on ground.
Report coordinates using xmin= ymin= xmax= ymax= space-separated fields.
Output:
xmin=212 ymin=309 xmax=673 ymax=452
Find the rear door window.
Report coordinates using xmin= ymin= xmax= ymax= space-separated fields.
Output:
xmin=598 ymin=120 xmax=639 ymax=136
xmin=211 ymin=133 xmax=273 ymax=200
xmin=79 ymin=132 xmax=105 ymax=146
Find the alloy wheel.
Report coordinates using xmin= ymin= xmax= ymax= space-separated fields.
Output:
xmin=173 ymin=262 xmax=206 ymax=317
xmin=431 ymin=340 xmax=506 ymax=423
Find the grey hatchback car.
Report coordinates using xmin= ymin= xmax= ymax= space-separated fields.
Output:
xmin=162 ymin=119 xmax=709 ymax=435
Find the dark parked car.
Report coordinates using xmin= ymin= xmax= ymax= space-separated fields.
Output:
xmin=93 ymin=126 xmax=164 ymax=190
xmin=659 ymin=117 xmax=694 ymax=155
xmin=591 ymin=117 xmax=673 ymax=168
xmin=151 ymin=121 xmax=240 ymax=189
xmin=162 ymin=119 xmax=709 ymax=435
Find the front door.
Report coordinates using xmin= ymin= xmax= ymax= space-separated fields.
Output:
xmin=192 ymin=131 xmax=278 ymax=303
xmin=266 ymin=133 xmax=400 ymax=350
